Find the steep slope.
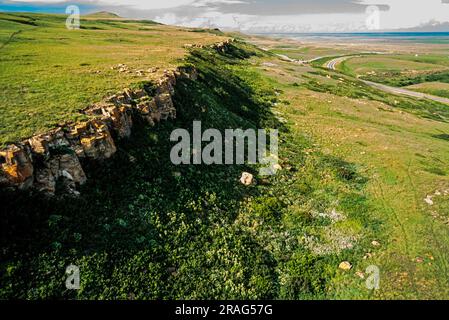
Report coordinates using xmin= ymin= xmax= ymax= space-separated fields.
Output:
xmin=0 ymin=41 xmax=371 ymax=300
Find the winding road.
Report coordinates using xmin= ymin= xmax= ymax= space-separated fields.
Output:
xmin=324 ymin=56 xmax=449 ymax=105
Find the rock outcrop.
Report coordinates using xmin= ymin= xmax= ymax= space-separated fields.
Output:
xmin=0 ymin=144 xmax=34 ymax=190
xmin=0 ymin=39 xmax=234 ymax=196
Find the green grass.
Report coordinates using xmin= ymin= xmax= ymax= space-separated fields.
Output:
xmin=339 ymin=54 xmax=449 ymax=87
xmin=0 ymin=41 xmax=374 ymax=300
xmin=302 ymin=71 xmax=449 ymax=123
xmin=2 ymin=18 xmax=449 ymax=300
xmin=343 ymin=56 xmax=447 ymax=74
xmin=358 ymin=69 xmax=449 ymax=87
xmin=405 ymin=82 xmax=449 ymax=99
xmin=0 ymin=12 xmax=226 ymax=147
xmin=250 ymin=42 xmax=449 ymax=298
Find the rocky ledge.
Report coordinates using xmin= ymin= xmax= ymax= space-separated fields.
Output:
xmin=0 ymin=39 xmax=233 ymax=196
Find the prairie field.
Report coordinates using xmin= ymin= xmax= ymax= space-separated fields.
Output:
xmin=253 ymin=36 xmax=449 ymax=298
xmin=338 ymin=53 xmax=449 ymax=88
xmin=341 ymin=56 xmax=448 ymax=76
xmin=0 ymin=12 xmax=225 ymax=146
xmin=405 ymin=81 xmax=449 ymax=99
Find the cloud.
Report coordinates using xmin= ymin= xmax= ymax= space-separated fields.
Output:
xmin=4 ymin=0 xmax=389 ymax=14
xmin=190 ymin=0 xmax=390 ymax=16
xmin=3 ymin=0 xmax=449 ymax=32
xmin=360 ymin=0 xmax=449 ymax=29
xmin=151 ymin=0 xmax=449 ymax=32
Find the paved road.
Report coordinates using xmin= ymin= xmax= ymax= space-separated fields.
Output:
xmin=325 ymin=56 xmax=449 ymax=105
xmin=362 ymin=80 xmax=449 ymax=105
xmin=325 ymin=56 xmax=353 ymax=70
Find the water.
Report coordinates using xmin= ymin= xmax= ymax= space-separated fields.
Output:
xmin=259 ymin=32 xmax=449 ymax=44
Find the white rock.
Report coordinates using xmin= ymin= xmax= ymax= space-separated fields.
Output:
xmin=339 ymin=261 xmax=352 ymax=271
xmin=240 ymin=172 xmax=254 ymax=186
xmin=424 ymin=196 xmax=434 ymax=206
xmin=371 ymin=240 xmax=381 ymax=247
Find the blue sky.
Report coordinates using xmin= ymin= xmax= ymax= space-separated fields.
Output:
xmin=1 ymin=0 xmax=449 ymax=32
xmin=0 ymin=1 xmax=96 ymax=14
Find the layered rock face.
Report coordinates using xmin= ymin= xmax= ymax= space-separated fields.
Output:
xmin=0 ymin=70 xmax=181 ymax=195
xmin=0 ymin=40 xmax=233 ymax=195
xmin=0 ymin=145 xmax=34 ymax=190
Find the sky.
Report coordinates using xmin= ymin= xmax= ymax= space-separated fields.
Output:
xmin=1 ymin=0 xmax=449 ymax=32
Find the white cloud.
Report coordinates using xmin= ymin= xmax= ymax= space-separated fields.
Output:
xmin=6 ymin=0 xmax=449 ymax=31
xmin=192 ymin=0 xmax=246 ymax=7
xmin=361 ymin=0 xmax=449 ymax=29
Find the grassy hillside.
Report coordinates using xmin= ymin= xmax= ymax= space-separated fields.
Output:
xmin=405 ymin=82 xmax=449 ymax=99
xmin=0 ymin=12 xmax=226 ymax=147
xmin=0 ymin=41 xmax=374 ymax=299
xmin=253 ymin=39 xmax=449 ymax=298
xmin=1 ymin=13 xmax=449 ymax=300
xmin=338 ymin=54 xmax=449 ymax=92
xmin=84 ymin=11 xmax=122 ymax=19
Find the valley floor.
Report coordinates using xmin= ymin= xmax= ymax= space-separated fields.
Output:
xmin=250 ymin=37 xmax=449 ymax=298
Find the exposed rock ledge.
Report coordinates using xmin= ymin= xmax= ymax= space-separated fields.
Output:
xmin=0 ymin=40 xmax=233 ymax=196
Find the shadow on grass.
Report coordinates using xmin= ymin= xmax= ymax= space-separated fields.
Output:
xmin=0 ymin=43 xmax=287 ymax=299
xmin=433 ymin=134 xmax=449 ymax=141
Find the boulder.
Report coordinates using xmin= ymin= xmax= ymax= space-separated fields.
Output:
xmin=65 ymin=123 xmax=89 ymax=158
xmin=102 ymin=105 xmax=133 ymax=139
xmin=424 ymin=195 xmax=434 ymax=206
xmin=68 ymin=120 xmax=117 ymax=160
xmin=240 ymin=172 xmax=254 ymax=186
xmin=82 ymin=102 xmax=133 ymax=139
xmin=106 ymin=93 xmax=132 ymax=106
xmin=28 ymin=134 xmax=50 ymax=156
xmin=177 ymin=66 xmax=198 ymax=81
xmin=0 ymin=144 xmax=34 ymax=189
xmin=128 ymin=88 xmax=147 ymax=100
xmin=136 ymin=99 xmax=159 ymax=125
xmin=34 ymin=164 xmax=57 ymax=194
xmin=339 ymin=261 xmax=353 ymax=271
xmin=34 ymin=151 xmax=86 ymax=194
xmin=159 ymin=73 xmax=176 ymax=95
xmin=155 ymin=94 xmax=176 ymax=120
xmin=59 ymin=153 xmax=87 ymax=185
xmin=29 ymin=128 xmax=71 ymax=158
xmin=79 ymin=120 xmax=117 ymax=160
xmin=371 ymin=240 xmax=381 ymax=247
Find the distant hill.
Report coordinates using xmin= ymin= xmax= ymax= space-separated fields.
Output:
xmin=84 ymin=11 xmax=122 ymax=19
